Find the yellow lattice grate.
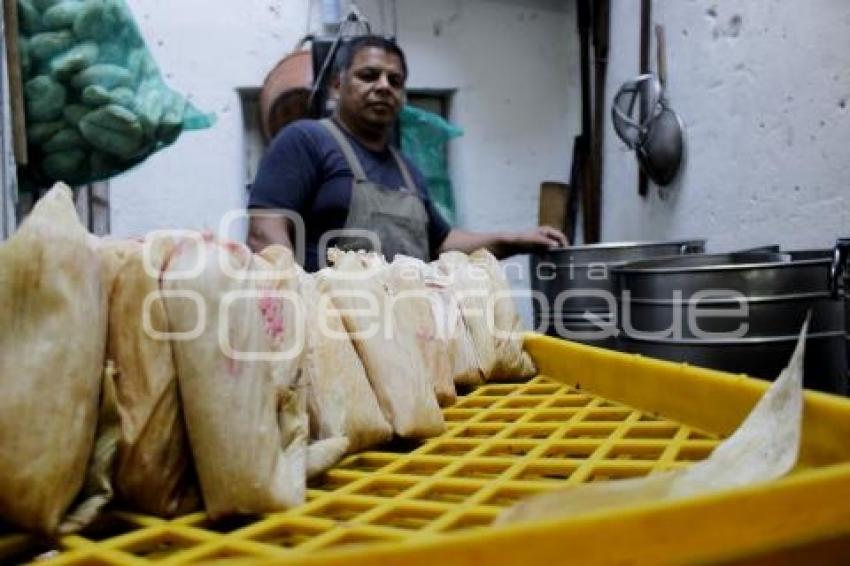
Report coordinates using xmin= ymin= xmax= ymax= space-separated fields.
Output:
xmin=0 ymin=375 xmax=720 ymax=565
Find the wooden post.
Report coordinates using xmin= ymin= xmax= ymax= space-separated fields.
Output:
xmin=1 ymin=0 xmax=17 ymax=237
xmin=638 ymin=0 xmax=651 ymax=197
xmin=591 ymin=0 xmax=610 ymax=240
xmin=577 ymin=0 xmax=601 ymax=244
xmin=3 ymin=0 xmax=27 ymax=166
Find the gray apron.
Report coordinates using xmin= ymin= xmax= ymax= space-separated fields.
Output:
xmin=321 ymin=119 xmax=430 ymax=262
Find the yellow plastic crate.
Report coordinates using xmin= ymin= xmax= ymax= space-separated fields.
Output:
xmin=5 ymin=334 xmax=850 ymax=565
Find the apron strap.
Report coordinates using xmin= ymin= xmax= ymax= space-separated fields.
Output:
xmin=389 ymin=147 xmax=419 ymax=193
xmin=320 ymin=119 xmax=368 ymax=182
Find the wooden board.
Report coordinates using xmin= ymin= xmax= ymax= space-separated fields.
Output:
xmin=538 ymin=181 xmax=570 ymax=235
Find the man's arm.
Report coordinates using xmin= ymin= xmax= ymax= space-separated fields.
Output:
xmin=247 ymin=214 xmax=295 ymax=253
xmin=438 ymin=226 xmax=568 ymax=258
xmin=246 ymin=122 xmax=320 ymax=253
xmin=403 ymin=149 xmax=568 ymax=260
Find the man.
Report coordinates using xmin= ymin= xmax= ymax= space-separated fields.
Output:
xmin=247 ymin=36 xmax=567 ymax=270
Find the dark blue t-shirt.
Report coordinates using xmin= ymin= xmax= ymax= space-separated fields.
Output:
xmin=249 ymin=119 xmax=451 ymax=271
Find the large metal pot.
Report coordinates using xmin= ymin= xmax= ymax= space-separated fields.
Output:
xmin=613 ymin=251 xmax=847 ymax=394
xmin=830 ymin=238 xmax=850 ymax=380
xmin=530 ymin=239 xmax=705 ymax=346
xmin=532 ymin=312 xmax=618 ymax=349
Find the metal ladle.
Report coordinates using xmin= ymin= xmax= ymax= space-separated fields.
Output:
xmin=611 ymin=26 xmax=684 ymax=187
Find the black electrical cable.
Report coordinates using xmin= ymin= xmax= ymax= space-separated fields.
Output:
xmin=306 ymin=9 xmax=371 ymax=116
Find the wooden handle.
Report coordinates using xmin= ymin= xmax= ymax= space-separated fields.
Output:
xmin=3 ymin=0 xmax=28 ymax=165
xmin=638 ymin=0 xmax=651 ymax=197
xmin=655 ymin=24 xmax=668 ymax=88
xmin=538 ymin=181 xmax=571 ymax=235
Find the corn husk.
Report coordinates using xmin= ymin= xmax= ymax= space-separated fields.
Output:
xmin=469 ymin=249 xmax=536 ymax=380
xmin=164 ymin=239 xmax=343 ymax=516
xmin=0 ymin=183 xmax=107 ymax=534
xmin=428 ymin=260 xmax=484 ymax=387
xmin=104 ymin=237 xmax=199 ymax=516
xmin=298 ymin=269 xmax=392 ymax=455
xmin=321 ymin=250 xmax=444 ymax=438
xmin=497 ymin=320 xmax=808 ymax=525
xmin=387 ymin=256 xmax=456 ymax=407
xmin=58 ymin=362 xmax=121 ymax=534
xmin=437 ymin=250 xmax=535 ymax=381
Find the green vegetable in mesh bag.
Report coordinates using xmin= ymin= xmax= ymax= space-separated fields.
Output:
xmin=89 ymin=150 xmax=122 ymax=178
xmin=109 ymin=87 xmax=135 ymax=108
xmin=49 ymin=42 xmax=99 ymax=79
xmin=79 ymin=104 xmax=145 ymax=159
xmin=25 ymin=75 xmax=66 ymax=121
xmin=71 ymin=64 xmax=132 ymax=90
xmin=29 ymin=30 xmax=73 ymax=60
xmin=134 ymin=88 xmax=163 ymax=138
xmin=80 ymin=84 xmax=134 ymax=109
xmin=27 ymin=120 xmax=65 ymax=144
xmin=17 ymin=0 xmax=214 ymax=187
xmin=17 ymin=0 xmax=42 ymax=35
xmin=42 ymin=1 xmax=85 ymax=30
xmin=42 ymin=149 xmax=87 ymax=181
xmin=97 ymin=41 xmax=127 ymax=65
xmin=126 ymin=48 xmax=158 ymax=84
xmin=80 ymin=84 xmax=111 ymax=106
xmin=157 ymin=90 xmax=187 ymax=145
xmin=33 ymin=0 xmax=62 ymax=11
xmin=399 ymin=105 xmax=463 ymax=225
xmin=18 ymin=37 xmax=31 ymax=77
xmin=73 ymin=0 xmax=122 ymax=42
xmin=43 ymin=128 xmax=86 ymax=153
xmin=63 ymin=104 xmax=88 ymax=126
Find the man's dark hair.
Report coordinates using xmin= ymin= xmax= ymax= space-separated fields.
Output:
xmin=333 ymin=35 xmax=408 ymax=80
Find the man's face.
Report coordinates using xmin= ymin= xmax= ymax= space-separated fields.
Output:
xmin=336 ymin=47 xmax=406 ymax=131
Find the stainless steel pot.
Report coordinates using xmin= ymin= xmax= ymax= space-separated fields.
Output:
xmin=538 ymin=239 xmax=706 ymax=265
xmin=530 ymin=239 xmax=705 ymax=347
xmin=532 ymin=312 xmax=617 ymax=349
xmin=623 ymin=336 xmax=842 ymax=388
xmin=531 ymin=239 xmax=705 ymax=311
xmin=613 ymin=250 xmax=847 ymax=394
xmin=830 ymin=239 xmax=850 ymax=383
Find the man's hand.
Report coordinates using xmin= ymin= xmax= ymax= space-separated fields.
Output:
xmin=438 ymin=225 xmax=569 ymax=259
xmin=507 ymin=226 xmax=569 ymax=253
xmin=247 ymin=213 xmax=295 ymax=254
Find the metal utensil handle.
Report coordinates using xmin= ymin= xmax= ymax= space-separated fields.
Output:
xmin=829 ymin=241 xmax=849 ymax=298
xmin=679 ymin=242 xmax=704 ymax=254
xmin=655 ymin=24 xmax=667 ymax=89
xmin=306 ymin=6 xmax=371 ymax=114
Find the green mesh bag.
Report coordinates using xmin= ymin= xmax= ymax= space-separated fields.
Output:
xmin=399 ymin=104 xmax=462 ymax=225
xmin=17 ymin=0 xmax=214 ymax=187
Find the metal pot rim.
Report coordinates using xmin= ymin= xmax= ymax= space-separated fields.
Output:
xmin=540 ymin=238 xmax=706 ymax=254
xmin=613 ymin=255 xmax=831 ymax=275
xmin=621 ymin=291 xmax=833 ymax=305
xmin=620 ymin=329 xmax=845 ymax=346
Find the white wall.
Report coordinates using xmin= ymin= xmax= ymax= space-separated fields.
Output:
xmin=361 ymin=0 xmax=578 ymax=324
xmin=112 ymin=0 xmax=311 ymax=237
xmin=391 ymin=0 xmax=577 ymax=232
xmin=111 ymin=0 xmax=579 ymax=326
xmin=602 ymin=0 xmax=850 ymax=252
